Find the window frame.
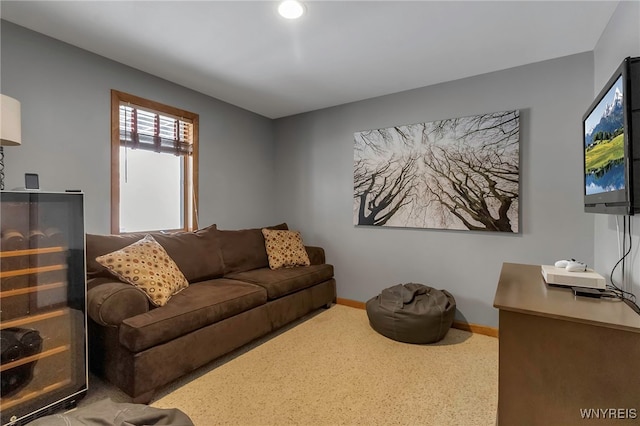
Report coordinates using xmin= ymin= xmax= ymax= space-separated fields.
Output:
xmin=110 ymin=89 xmax=199 ymax=234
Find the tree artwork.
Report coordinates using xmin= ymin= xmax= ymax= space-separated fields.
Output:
xmin=353 ymin=110 xmax=520 ymax=232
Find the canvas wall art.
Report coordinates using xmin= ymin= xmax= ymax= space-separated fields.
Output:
xmin=353 ymin=110 xmax=520 ymax=232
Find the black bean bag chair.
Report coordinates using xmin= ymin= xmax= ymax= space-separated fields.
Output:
xmin=366 ymin=283 xmax=456 ymax=344
xmin=26 ymin=398 xmax=194 ymax=426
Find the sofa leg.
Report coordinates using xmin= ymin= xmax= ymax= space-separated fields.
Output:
xmin=132 ymin=389 xmax=155 ymax=405
xmin=324 ymin=302 xmax=332 ymax=309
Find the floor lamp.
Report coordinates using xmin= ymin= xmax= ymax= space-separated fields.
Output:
xmin=1 ymin=95 xmax=22 ymax=190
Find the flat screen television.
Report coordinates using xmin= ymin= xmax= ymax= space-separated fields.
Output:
xmin=583 ymin=56 xmax=640 ymax=215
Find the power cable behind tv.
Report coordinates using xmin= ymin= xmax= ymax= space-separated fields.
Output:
xmin=608 ymin=216 xmax=640 ymax=315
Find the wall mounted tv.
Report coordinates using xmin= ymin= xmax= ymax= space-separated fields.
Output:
xmin=583 ymin=56 xmax=640 ymax=215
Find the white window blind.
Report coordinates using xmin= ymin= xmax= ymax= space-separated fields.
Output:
xmin=119 ymin=104 xmax=193 ymax=156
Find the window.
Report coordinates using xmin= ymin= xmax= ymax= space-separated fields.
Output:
xmin=110 ymin=90 xmax=199 ymax=234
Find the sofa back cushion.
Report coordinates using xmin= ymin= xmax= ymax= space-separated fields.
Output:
xmin=154 ymin=225 xmax=225 ymax=282
xmin=86 ymin=224 xmax=225 ymax=283
xmin=86 ymin=233 xmax=143 ymax=278
xmin=216 ymin=223 xmax=288 ymax=274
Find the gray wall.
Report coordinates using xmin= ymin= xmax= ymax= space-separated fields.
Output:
xmin=1 ymin=21 xmax=277 ymax=233
xmin=274 ymin=53 xmax=596 ymax=327
xmin=593 ymin=1 xmax=640 ymax=297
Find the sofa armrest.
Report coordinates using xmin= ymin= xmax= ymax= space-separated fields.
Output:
xmin=87 ymin=277 xmax=150 ymax=327
xmin=305 ymin=246 xmax=325 ymax=265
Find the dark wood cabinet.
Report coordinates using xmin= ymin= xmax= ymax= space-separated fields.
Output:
xmin=494 ymin=263 xmax=640 ymax=425
xmin=0 ymin=191 xmax=87 ymax=426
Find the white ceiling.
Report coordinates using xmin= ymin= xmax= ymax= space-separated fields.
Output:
xmin=0 ymin=1 xmax=619 ymax=119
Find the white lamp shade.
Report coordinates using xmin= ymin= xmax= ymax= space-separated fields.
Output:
xmin=1 ymin=94 xmax=22 ymax=146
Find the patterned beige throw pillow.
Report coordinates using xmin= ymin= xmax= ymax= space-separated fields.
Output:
xmin=95 ymin=234 xmax=189 ymax=307
xmin=261 ymin=229 xmax=311 ymax=270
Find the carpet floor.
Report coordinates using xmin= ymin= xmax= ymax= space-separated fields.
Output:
xmin=81 ymin=305 xmax=498 ymax=425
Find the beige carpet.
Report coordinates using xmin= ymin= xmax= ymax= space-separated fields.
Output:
xmin=83 ymin=305 xmax=498 ymax=425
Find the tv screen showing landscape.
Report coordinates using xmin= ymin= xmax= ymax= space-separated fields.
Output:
xmin=584 ymin=75 xmax=625 ymax=196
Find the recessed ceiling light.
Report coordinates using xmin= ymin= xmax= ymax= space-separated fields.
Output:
xmin=278 ymin=0 xmax=305 ymax=20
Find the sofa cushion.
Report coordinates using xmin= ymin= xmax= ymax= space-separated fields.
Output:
xmin=119 ymin=278 xmax=267 ymax=352
xmin=216 ymin=223 xmax=288 ymax=274
xmin=87 ymin=233 xmax=143 ymax=278
xmin=154 ymin=225 xmax=224 ymax=282
xmin=262 ymin=229 xmax=311 ymax=269
xmin=86 ymin=224 xmax=224 ymax=283
xmin=96 ymin=234 xmax=189 ymax=307
xmin=226 ymin=264 xmax=334 ymax=300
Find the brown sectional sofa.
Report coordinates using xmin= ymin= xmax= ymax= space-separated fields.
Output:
xmin=85 ymin=223 xmax=336 ymax=403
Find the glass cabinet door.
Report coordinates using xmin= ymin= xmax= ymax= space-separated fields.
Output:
xmin=0 ymin=191 xmax=86 ymax=426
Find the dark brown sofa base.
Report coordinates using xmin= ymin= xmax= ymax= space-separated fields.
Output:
xmin=89 ymin=278 xmax=336 ymax=402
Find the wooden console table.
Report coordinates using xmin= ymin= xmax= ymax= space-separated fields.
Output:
xmin=494 ymin=263 xmax=640 ymax=426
